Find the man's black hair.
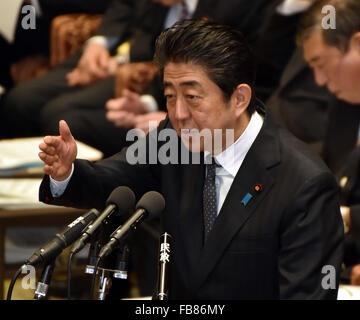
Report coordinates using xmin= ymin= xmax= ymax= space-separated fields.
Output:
xmin=154 ymin=19 xmax=257 ymax=114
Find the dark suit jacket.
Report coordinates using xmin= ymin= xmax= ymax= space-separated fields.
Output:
xmin=39 ymin=105 xmax=343 ymax=299
xmin=322 ymin=100 xmax=360 ymax=175
xmin=336 ymin=147 xmax=360 ymax=275
xmin=266 ymin=48 xmax=332 ymax=151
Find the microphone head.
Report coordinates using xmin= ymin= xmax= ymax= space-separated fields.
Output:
xmin=106 ymin=186 xmax=136 ymax=214
xmin=136 ymin=191 xmax=165 ymax=217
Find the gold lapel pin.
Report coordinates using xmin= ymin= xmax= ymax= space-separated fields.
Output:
xmin=254 ymin=183 xmax=263 ymax=193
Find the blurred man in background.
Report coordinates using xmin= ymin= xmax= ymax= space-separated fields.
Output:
xmin=298 ymin=0 xmax=360 ymax=285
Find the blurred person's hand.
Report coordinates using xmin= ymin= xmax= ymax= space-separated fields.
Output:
xmin=67 ymin=42 xmax=113 ymax=87
xmin=134 ymin=111 xmax=167 ymax=134
xmin=106 ymin=89 xmax=166 ymax=133
xmin=38 ymin=120 xmax=77 ymax=181
xmin=115 ymin=62 xmax=158 ymax=96
xmin=108 ymin=89 xmax=147 ymax=114
xmin=106 ymin=89 xmax=147 ymax=128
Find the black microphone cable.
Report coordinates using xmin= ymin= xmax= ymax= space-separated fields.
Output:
xmin=67 ymin=251 xmax=74 ymax=300
xmin=6 ymin=264 xmax=25 ymax=300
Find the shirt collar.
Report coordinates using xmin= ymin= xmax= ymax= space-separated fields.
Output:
xmin=204 ymin=111 xmax=264 ymax=177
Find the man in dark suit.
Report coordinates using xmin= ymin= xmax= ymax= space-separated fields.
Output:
xmin=297 ymin=0 xmax=360 ymax=166
xmin=298 ymin=0 xmax=360 ymax=285
xmin=253 ymin=0 xmax=332 ymax=155
xmin=0 ymin=0 xmax=274 ymax=158
xmin=37 ymin=19 xmax=343 ymax=299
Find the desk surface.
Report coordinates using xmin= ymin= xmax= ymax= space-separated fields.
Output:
xmin=0 ymin=206 xmax=85 ymax=225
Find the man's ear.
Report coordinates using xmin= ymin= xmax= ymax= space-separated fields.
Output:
xmin=350 ymin=32 xmax=360 ymax=53
xmin=232 ymin=84 xmax=252 ymax=118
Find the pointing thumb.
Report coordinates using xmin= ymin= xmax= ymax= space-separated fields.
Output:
xmin=59 ymin=120 xmax=73 ymax=142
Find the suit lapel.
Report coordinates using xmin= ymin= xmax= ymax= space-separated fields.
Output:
xmin=191 ymin=115 xmax=281 ymax=290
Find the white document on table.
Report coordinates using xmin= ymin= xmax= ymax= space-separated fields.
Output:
xmin=0 ymin=0 xmax=23 ymax=43
xmin=338 ymin=285 xmax=360 ymax=300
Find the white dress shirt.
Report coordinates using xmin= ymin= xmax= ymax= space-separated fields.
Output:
xmin=50 ymin=163 xmax=74 ymax=197
xmin=204 ymin=111 xmax=264 ymax=215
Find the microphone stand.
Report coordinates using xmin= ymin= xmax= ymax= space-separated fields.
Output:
xmin=85 ymin=239 xmax=101 ymax=299
xmin=85 ymin=240 xmax=101 ymax=275
xmin=34 ymin=260 xmax=55 ymax=300
xmin=97 ymin=268 xmax=112 ymax=300
xmin=96 ymin=245 xmax=130 ymax=300
xmin=113 ymin=245 xmax=130 ymax=280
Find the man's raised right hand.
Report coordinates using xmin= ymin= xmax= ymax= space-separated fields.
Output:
xmin=38 ymin=120 xmax=77 ymax=181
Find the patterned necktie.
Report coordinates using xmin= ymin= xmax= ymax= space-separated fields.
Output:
xmin=203 ymin=159 xmax=219 ymax=243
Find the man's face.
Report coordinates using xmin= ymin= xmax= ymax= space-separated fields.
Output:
xmin=152 ymin=0 xmax=183 ymax=7
xmin=163 ymin=62 xmax=244 ymax=153
xmin=303 ymin=30 xmax=360 ymax=104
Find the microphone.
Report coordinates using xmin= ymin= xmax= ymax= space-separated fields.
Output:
xmin=98 ymin=191 xmax=165 ymax=260
xmin=70 ymin=186 xmax=135 ymax=255
xmin=25 ymin=208 xmax=100 ymax=266
xmin=156 ymin=232 xmax=172 ymax=300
